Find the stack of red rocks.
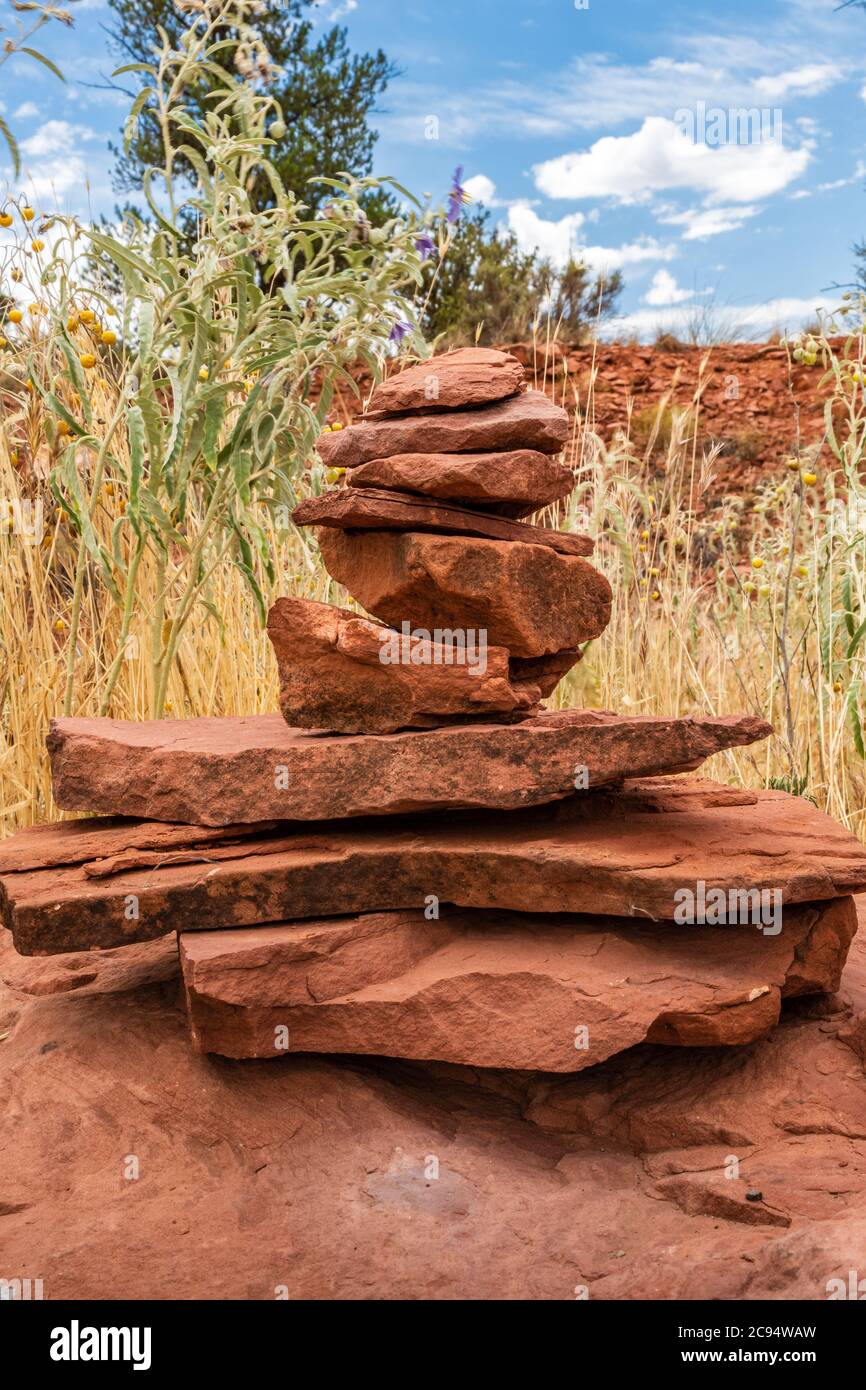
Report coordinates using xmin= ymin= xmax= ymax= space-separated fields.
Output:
xmin=2 ymin=348 xmax=865 ymax=1075
xmin=271 ymin=348 xmax=610 ymax=734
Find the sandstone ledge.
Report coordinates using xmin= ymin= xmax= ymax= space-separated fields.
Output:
xmin=180 ymin=898 xmax=857 ymax=1069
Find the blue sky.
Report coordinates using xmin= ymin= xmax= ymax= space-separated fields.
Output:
xmin=3 ymin=0 xmax=866 ymax=337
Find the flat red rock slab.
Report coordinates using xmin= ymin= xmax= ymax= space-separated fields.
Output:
xmin=5 ymin=777 xmax=865 ymax=955
xmin=346 ymin=450 xmax=575 ymax=518
xmin=318 ymin=528 xmax=612 ymax=658
xmin=0 ymin=815 xmax=277 ymax=873
xmin=179 ymin=898 xmax=857 ymax=1068
xmin=364 ymin=348 xmax=524 ymax=418
xmin=266 ymin=596 xmax=543 ymax=733
xmin=317 ymin=389 xmax=569 ymax=468
xmin=293 ymin=487 xmax=592 ymax=557
xmin=47 ymin=708 xmax=770 ymax=826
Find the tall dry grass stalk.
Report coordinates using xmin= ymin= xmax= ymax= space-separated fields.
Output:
xmin=543 ymin=314 xmax=866 ymax=836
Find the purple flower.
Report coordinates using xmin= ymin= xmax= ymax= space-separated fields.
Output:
xmin=389 ymin=320 xmax=411 ymax=344
xmin=447 ymin=165 xmax=467 ymax=224
xmin=414 ymin=231 xmax=436 ymax=262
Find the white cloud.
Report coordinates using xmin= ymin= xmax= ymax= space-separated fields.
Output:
xmin=648 ymin=58 xmax=716 ymax=78
xmin=13 ymin=102 xmax=39 ymax=120
xmin=657 ymin=203 xmax=760 ymax=240
xmin=506 ymin=204 xmax=676 ymax=272
xmin=605 ymin=295 xmax=834 ymax=343
xmin=311 ymin=0 xmax=358 ymax=16
xmin=818 ymin=160 xmax=866 ymax=191
xmin=463 ymin=173 xmax=497 ymax=205
xmin=21 ymin=120 xmax=97 ymax=158
xmin=17 ymin=156 xmax=90 ymax=202
xmin=791 ymin=160 xmax=866 ymax=201
xmin=533 ymin=117 xmax=811 ymax=206
xmin=462 ymin=174 xmax=536 ymax=212
xmin=506 ymin=204 xmax=586 ymax=266
xmin=643 ymin=270 xmax=694 ymax=306
xmin=755 ymin=63 xmax=840 ymax=100
xmin=579 ymin=239 xmax=679 ymax=273
xmin=3 ymin=119 xmax=110 ymax=211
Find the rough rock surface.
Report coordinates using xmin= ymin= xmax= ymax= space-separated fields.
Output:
xmin=293 ymin=486 xmax=592 ymax=557
xmin=48 ymin=708 xmax=771 ymax=826
xmin=6 ymin=779 xmax=865 ymax=955
xmin=346 ymin=450 xmax=575 ymax=517
xmin=364 ymin=348 xmax=524 ymax=418
xmin=511 ymin=649 xmax=582 ymax=697
xmin=4 ymin=905 xmax=866 ymax=1300
xmin=180 ymin=899 xmax=856 ymax=1068
xmin=266 ymin=597 xmax=541 ymax=734
xmin=317 ymin=529 xmax=612 ymax=658
xmin=317 ymin=389 xmax=569 ymax=468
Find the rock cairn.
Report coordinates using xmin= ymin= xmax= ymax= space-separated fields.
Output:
xmin=3 ymin=347 xmax=865 ymax=1076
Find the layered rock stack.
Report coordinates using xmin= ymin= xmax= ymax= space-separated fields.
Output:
xmin=273 ymin=348 xmax=610 ymax=734
xmin=3 ymin=348 xmax=865 ymax=1078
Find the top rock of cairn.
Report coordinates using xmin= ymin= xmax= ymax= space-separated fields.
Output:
xmin=363 ymin=346 xmax=525 ymax=418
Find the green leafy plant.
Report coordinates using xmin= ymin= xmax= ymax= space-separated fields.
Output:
xmin=25 ymin=0 xmax=432 ymax=718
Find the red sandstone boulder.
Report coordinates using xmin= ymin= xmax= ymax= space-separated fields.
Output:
xmin=46 ymin=708 xmax=770 ymax=826
xmin=317 ymin=390 xmax=569 ymax=468
xmin=293 ymin=487 xmax=592 ymax=557
xmin=265 ymin=596 xmax=540 ymax=733
xmin=5 ymin=913 xmax=866 ymax=1299
xmin=346 ymin=450 xmax=575 ymax=517
xmin=5 ymin=778 xmax=865 ymax=955
xmin=317 ymin=529 xmax=612 ymax=658
xmin=364 ymin=348 xmax=524 ymax=418
xmin=180 ymin=898 xmax=856 ymax=1069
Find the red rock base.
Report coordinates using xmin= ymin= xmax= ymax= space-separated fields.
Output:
xmin=3 ymin=910 xmax=866 ymax=1299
